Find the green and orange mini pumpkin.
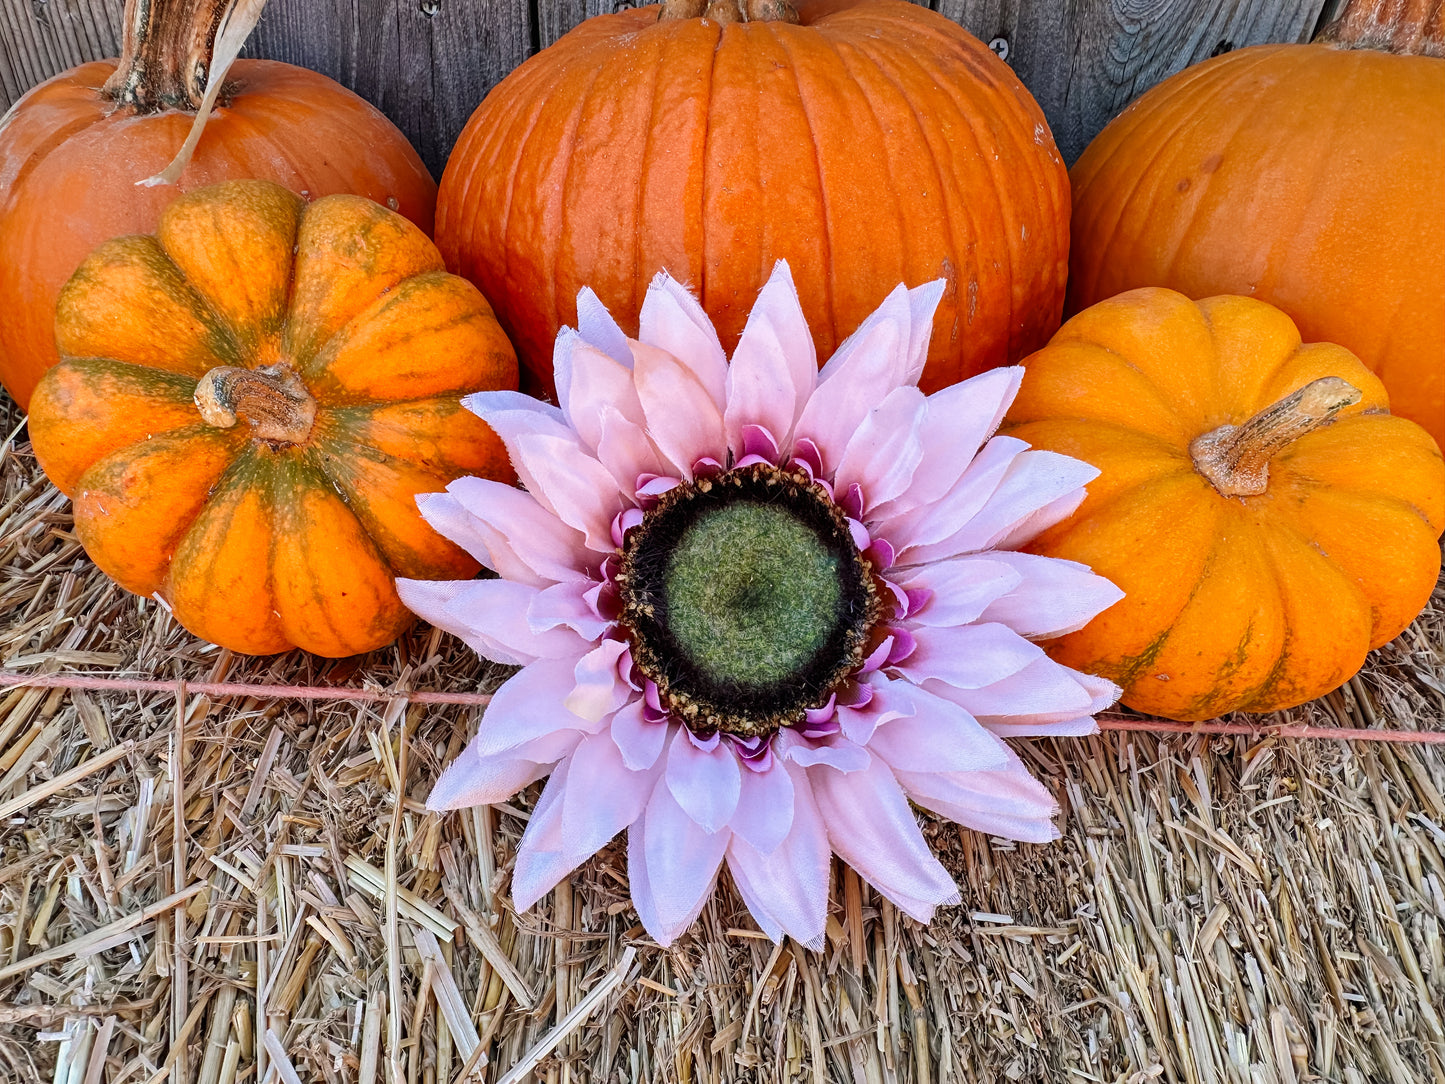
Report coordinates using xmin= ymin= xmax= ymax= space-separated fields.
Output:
xmin=29 ymin=180 xmax=518 ymax=658
xmin=1003 ymin=288 xmax=1445 ymax=721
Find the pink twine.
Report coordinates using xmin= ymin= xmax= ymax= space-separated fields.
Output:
xmin=0 ymin=671 xmax=1441 ymax=744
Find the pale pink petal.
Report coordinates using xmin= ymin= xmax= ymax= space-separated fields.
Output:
xmin=728 ymin=757 xmax=795 ymax=854
xmin=509 ymin=733 xmax=660 ymax=912
xmin=510 ymin=760 xmax=575 ymax=910
xmin=777 ymin=730 xmax=870 ymax=772
xmin=472 ymin=656 xmax=605 ymax=757
xmin=666 ymin=728 xmax=742 ymax=833
xmin=902 ymin=280 xmax=947 ymax=383
xmin=426 ymin=726 xmax=582 ymax=811
xmin=638 ymin=273 xmax=728 ymax=407
xmin=398 ymin=579 xmax=589 ymax=665
xmin=724 ymin=262 xmax=816 ymax=453
xmin=984 ymin=717 xmax=1100 ymax=739
xmin=631 ymin=783 xmax=731 ymax=946
xmin=865 ymin=682 xmax=1011 ymax=774
xmin=576 ymin=285 xmax=632 ymax=366
xmin=528 ymin=580 xmax=610 ymax=640
xmin=564 ymin=639 xmax=631 ymax=723
xmin=807 ymin=752 xmax=959 ymax=923
xmin=554 ymin=330 xmax=646 ymax=450
xmin=631 ymin=341 xmax=727 ymax=478
xmin=595 ymin=406 xmax=670 ymax=495
xmin=892 ymin=746 xmax=1060 ymax=843
xmin=873 ymin=368 xmax=1024 ymax=524
xmin=396 ymin=578 xmax=527 ymax=665
xmin=927 ymin=661 xmax=1119 ymax=732
xmin=901 ymin=622 xmax=1044 ymax=690
xmin=462 ymin=389 xmax=565 ymax=429
xmin=412 ymin=491 xmax=494 ymax=568
xmin=610 ymin=699 xmax=671 ymax=770
xmin=508 ymin=430 xmax=625 ymax=553
xmin=884 ymin=436 xmax=1026 ymax=562
xmin=726 ymin=765 xmax=828 ymax=947
xmin=794 ymin=310 xmax=905 ymax=467
xmin=441 ymin=478 xmax=589 ymax=585
xmin=933 ymin=449 xmax=1099 ymax=556
xmin=891 ymin=558 xmax=1022 ymax=629
xmin=964 ymin=552 xmax=1124 ymax=637
xmin=832 ymin=386 xmax=928 ymax=512
xmin=990 ymin=488 xmax=1091 ymax=551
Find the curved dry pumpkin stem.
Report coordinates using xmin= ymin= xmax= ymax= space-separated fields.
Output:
xmin=1190 ymin=376 xmax=1363 ymax=497
xmin=658 ymin=0 xmax=799 ymax=23
xmin=194 ymin=364 xmax=317 ymax=445
xmin=1317 ymin=0 xmax=1445 ymax=57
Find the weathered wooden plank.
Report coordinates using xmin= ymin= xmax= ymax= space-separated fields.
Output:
xmin=1 ymin=0 xmax=1333 ymax=180
xmin=932 ymin=0 xmax=1332 ymax=162
xmin=0 ymin=0 xmax=120 ymax=107
xmin=243 ymin=0 xmax=532 ymax=177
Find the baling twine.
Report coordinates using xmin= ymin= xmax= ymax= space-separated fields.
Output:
xmin=1 ymin=671 xmax=1441 ymax=744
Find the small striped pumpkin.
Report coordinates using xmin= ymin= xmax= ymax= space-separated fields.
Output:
xmin=29 ymin=180 xmax=518 ymax=658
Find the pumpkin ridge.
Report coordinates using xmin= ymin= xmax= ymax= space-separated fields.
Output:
xmin=825 ymin=40 xmax=910 ymax=292
xmin=1146 ymin=51 xmax=1319 ymax=302
xmin=544 ymin=51 xmax=614 ymax=372
xmin=1072 ymin=48 xmax=1295 ymax=309
xmin=767 ymin=24 xmax=839 ymax=347
xmin=884 ymin=36 xmax=1015 ymax=361
xmin=842 ymin=36 xmax=962 ymax=342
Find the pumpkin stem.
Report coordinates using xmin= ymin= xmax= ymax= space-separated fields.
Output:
xmin=194 ymin=364 xmax=317 ymax=445
xmin=1190 ymin=377 xmax=1362 ymax=498
xmin=105 ymin=0 xmax=222 ymax=111
xmin=659 ymin=0 xmax=799 ymax=22
xmin=1316 ymin=0 xmax=1444 ymax=57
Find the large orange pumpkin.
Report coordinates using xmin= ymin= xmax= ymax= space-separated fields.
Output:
xmin=1066 ymin=0 xmax=1445 ymax=450
xmin=1002 ymin=288 xmax=1445 ymax=722
xmin=0 ymin=0 xmax=437 ymax=411
xmin=28 ymin=181 xmax=518 ymax=659
xmin=437 ymin=0 xmax=1069 ymax=398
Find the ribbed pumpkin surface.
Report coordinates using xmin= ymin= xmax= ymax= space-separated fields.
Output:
xmin=29 ymin=181 xmax=517 ymax=658
xmin=437 ymin=0 xmax=1069 ymax=397
xmin=1067 ymin=39 xmax=1445 ymax=450
xmin=1004 ymin=289 xmax=1445 ymax=722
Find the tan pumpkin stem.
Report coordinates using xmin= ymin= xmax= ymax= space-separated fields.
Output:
xmin=659 ymin=0 xmax=799 ymax=23
xmin=1190 ymin=377 xmax=1362 ymax=498
xmin=194 ymin=364 xmax=317 ymax=445
xmin=1317 ymin=0 xmax=1444 ymax=57
xmin=103 ymin=0 xmax=267 ymax=113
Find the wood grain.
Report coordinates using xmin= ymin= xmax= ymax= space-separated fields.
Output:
xmin=934 ymin=0 xmax=1333 ymax=162
xmin=1 ymin=0 xmax=1333 ymax=177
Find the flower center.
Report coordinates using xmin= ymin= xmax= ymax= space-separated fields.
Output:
xmin=617 ymin=462 xmax=880 ymax=739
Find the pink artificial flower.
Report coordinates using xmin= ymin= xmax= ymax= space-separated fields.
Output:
xmin=399 ymin=263 xmax=1122 ymax=948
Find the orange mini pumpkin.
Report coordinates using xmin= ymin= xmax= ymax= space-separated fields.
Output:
xmin=1002 ymin=288 xmax=1445 ymax=722
xmin=29 ymin=180 xmax=518 ymax=658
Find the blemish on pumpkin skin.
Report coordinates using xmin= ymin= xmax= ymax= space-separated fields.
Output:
xmin=1176 ymin=178 xmax=1191 ymax=193
xmin=1201 ymin=154 xmax=1223 ymax=174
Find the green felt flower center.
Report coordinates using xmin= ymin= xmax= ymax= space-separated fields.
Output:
xmin=665 ymin=502 xmax=844 ymax=688
xmin=617 ymin=462 xmax=880 ymax=739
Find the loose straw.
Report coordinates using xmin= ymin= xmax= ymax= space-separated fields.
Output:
xmin=0 ymin=671 xmax=1441 ymax=744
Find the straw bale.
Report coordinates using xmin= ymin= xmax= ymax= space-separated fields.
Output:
xmin=1 ymin=393 xmax=1442 ymax=1083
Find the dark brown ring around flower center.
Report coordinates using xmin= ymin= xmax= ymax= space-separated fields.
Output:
xmin=614 ymin=462 xmax=882 ymax=740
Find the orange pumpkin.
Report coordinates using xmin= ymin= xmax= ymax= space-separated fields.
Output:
xmin=0 ymin=0 xmax=437 ymax=412
xmin=1066 ymin=0 xmax=1445 ymax=450
xmin=437 ymin=0 xmax=1069 ymax=398
xmin=29 ymin=181 xmax=518 ymax=658
xmin=1002 ymin=288 xmax=1445 ymax=722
